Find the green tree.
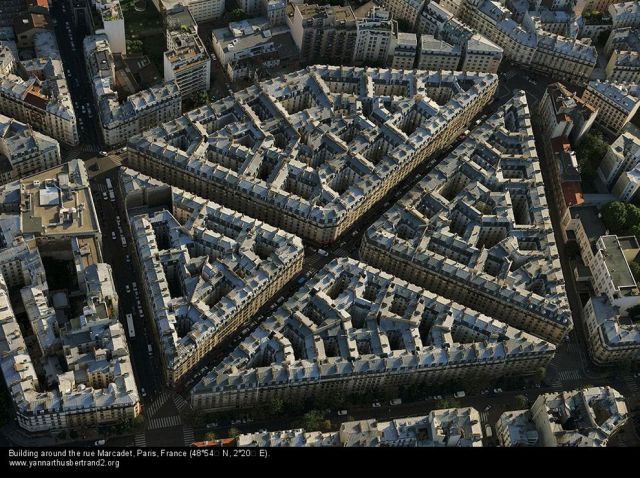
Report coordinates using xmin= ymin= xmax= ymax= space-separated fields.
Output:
xmin=576 ymin=132 xmax=608 ymax=180
xmin=626 ymin=204 xmax=640 ymax=227
xmin=630 ymin=224 xmax=640 ymax=242
xmin=230 ymin=8 xmax=247 ymax=21
xmin=514 ymin=394 xmax=529 ymax=409
xmin=204 ymin=432 xmax=217 ymax=441
xmin=227 ymin=427 xmax=241 ymax=438
xmin=535 ymin=367 xmax=547 ymax=382
xmin=602 ymin=201 xmax=628 ymax=233
xmin=301 ymin=410 xmax=326 ymax=430
xmin=268 ymin=397 xmax=284 ymax=416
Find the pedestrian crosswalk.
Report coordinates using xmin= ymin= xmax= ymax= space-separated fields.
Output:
xmin=146 ymin=391 xmax=171 ymax=418
xmin=183 ymin=426 xmax=195 ymax=446
xmin=480 ymin=410 xmax=489 ymax=424
xmin=173 ymin=394 xmax=190 ymax=413
xmin=557 ymin=369 xmax=581 ymax=382
xmin=134 ymin=433 xmax=146 ymax=447
xmin=147 ymin=415 xmax=182 ymax=431
xmin=333 ymin=247 xmax=352 ymax=258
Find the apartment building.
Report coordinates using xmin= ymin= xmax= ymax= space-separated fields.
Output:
xmin=530 ymin=387 xmax=628 ymax=446
xmin=582 ymin=80 xmax=640 ymax=137
xmin=353 ymin=7 xmax=397 ymax=66
xmin=287 ymin=3 xmax=358 ymax=65
xmin=83 ymin=34 xmax=181 ymax=147
xmin=495 ymin=410 xmax=540 ymax=446
xmin=190 ymin=258 xmax=555 ymax=411
xmin=125 ymin=66 xmax=498 ymax=245
xmin=463 ymin=34 xmax=503 ymax=73
xmin=458 ymin=0 xmax=596 ymax=84
xmin=0 ymin=112 xmax=60 ymax=185
xmin=121 ymin=169 xmax=304 ymax=386
xmin=609 ymin=1 xmax=640 ymax=28
xmin=538 ymin=83 xmax=596 ymax=215
xmin=164 ymin=29 xmax=210 ymax=98
xmin=583 ymin=296 xmax=640 ymax=364
xmin=390 ymin=32 xmax=418 ymax=69
xmin=361 ymin=92 xmax=572 ymax=344
xmin=417 ymin=36 xmax=462 ymax=70
xmin=237 ymin=0 xmax=262 ymax=15
xmin=263 ymin=0 xmax=287 ymax=26
xmin=238 ymin=408 xmax=483 ymax=447
xmin=604 ymin=28 xmax=640 ymax=83
xmin=418 ymin=1 xmax=503 ymax=73
xmin=498 ymin=387 xmax=628 ymax=446
xmin=379 ymin=0 xmax=426 ymax=29
xmin=531 ymin=33 xmax=597 ymax=84
xmin=0 ymin=160 xmax=140 ymax=432
xmin=154 ymin=0 xmax=224 ymax=22
xmin=94 ymin=0 xmax=126 ymax=54
xmin=598 ymin=126 xmax=640 ymax=200
xmin=0 ymin=32 xmax=78 ymax=146
xmin=211 ymin=19 xmax=279 ymax=82
xmin=564 ymin=205 xmax=640 ymax=313
xmin=539 ymin=83 xmax=597 ymax=145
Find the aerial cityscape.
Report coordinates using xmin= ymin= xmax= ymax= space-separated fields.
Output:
xmin=1 ymin=0 xmax=640 ymax=466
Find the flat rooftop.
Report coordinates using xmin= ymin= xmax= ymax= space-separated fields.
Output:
xmin=19 ymin=160 xmax=99 ymax=238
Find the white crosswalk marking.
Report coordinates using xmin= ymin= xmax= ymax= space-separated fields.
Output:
xmin=480 ymin=411 xmax=489 ymax=424
xmin=173 ymin=394 xmax=190 ymax=412
xmin=146 ymin=392 xmax=171 ymax=418
xmin=134 ymin=433 xmax=146 ymax=447
xmin=147 ymin=415 xmax=182 ymax=430
xmin=183 ymin=426 xmax=195 ymax=446
xmin=557 ymin=369 xmax=581 ymax=382
xmin=333 ymin=247 xmax=351 ymax=257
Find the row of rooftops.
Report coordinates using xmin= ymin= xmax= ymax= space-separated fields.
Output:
xmin=0 ymin=168 xmax=138 ymax=418
xmin=191 ymin=257 xmax=554 ymax=396
xmin=237 ymin=407 xmax=483 ymax=447
xmin=164 ymin=30 xmax=209 ymax=70
xmin=0 ymin=31 xmax=75 ymax=122
xmin=586 ymin=80 xmax=640 ymax=113
xmin=586 ymin=296 xmax=640 ymax=352
xmin=123 ymin=168 xmax=303 ymax=370
xmin=363 ymin=92 xmax=571 ymax=332
xmin=468 ymin=0 xmax=596 ymax=61
xmin=0 ymin=112 xmax=59 ymax=170
xmin=127 ymin=66 xmax=497 ymax=225
xmin=497 ymin=386 xmax=627 ymax=446
xmin=83 ymin=34 xmax=180 ymax=127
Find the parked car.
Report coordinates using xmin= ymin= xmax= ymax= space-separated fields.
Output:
xmin=493 ymin=388 xmax=503 ymax=394
xmin=390 ymin=398 xmax=402 ymax=406
xmin=454 ymin=391 xmax=466 ymax=398
xmin=337 ymin=410 xmax=348 ymax=416
xmin=372 ymin=402 xmax=381 ymax=408
xmin=94 ymin=440 xmax=106 ymax=446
